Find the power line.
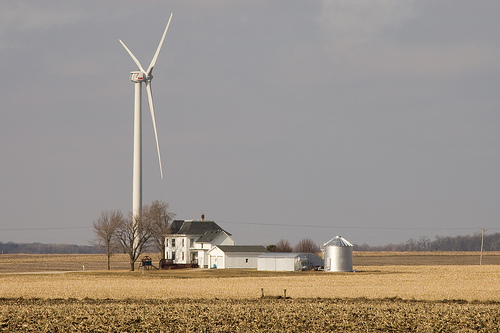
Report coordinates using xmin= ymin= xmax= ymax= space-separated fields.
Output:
xmin=218 ymin=220 xmax=499 ymax=231
xmin=0 ymin=226 xmax=91 ymax=231
xmin=0 ymin=221 xmax=498 ymax=232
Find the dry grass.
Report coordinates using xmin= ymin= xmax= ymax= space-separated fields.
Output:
xmin=1 ymin=252 xmax=499 ymax=332
xmin=0 ymin=253 xmax=157 ymax=273
xmin=1 ymin=252 xmax=500 ymax=301
xmin=1 ymin=265 xmax=499 ymax=302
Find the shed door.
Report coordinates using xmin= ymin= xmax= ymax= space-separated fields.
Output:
xmin=210 ymin=255 xmax=224 ymax=268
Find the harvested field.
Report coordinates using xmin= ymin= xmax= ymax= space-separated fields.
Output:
xmin=0 ymin=253 xmax=150 ymax=273
xmin=1 ymin=251 xmax=499 ymax=272
xmin=1 ymin=298 xmax=499 ymax=332
xmin=2 ymin=265 xmax=500 ymax=301
xmin=354 ymin=251 xmax=500 ymax=266
xmin=1 ymin=253 xmax=499 ymax=332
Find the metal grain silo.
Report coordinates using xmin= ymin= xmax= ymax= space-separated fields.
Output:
xmin=322 ymin=236 xmax=353 ymax=272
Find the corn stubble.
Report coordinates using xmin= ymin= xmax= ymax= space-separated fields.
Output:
xmin=1 ymin=298 xmax=499 ymax=332
xmin=1 ymin=253 xmax=500 ymax=332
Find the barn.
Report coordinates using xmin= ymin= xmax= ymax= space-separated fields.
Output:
xmin=207 ymin=245 xmax=268 ymax=269
xmin=257 ymin=253 xmax=324 ymax=271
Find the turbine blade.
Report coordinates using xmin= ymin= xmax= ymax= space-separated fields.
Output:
xmin=146 ymin=13 xmax=173 ymax=77
xmin=119 ymin=39 xmax=147 ymax=74
xmin=146 ymin=81 xmax=164 ymax=179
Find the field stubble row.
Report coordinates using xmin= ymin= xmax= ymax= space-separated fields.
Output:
xmin=1 ymin=253 xmax=500 ymax=332
xmin=1 ymin=298 xmax=499 ymax=332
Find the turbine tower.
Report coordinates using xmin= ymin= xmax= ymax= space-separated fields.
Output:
xmin=119 ymin=13 xmax=173 ymax=248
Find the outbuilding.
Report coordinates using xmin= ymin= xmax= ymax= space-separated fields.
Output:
xmin=207 ymin=245 xmax=268 ymax=269
xmin=321 ymin=236 xmax=353 ymax=272
xmin=257 ymin=252 xmax=324 ymax=271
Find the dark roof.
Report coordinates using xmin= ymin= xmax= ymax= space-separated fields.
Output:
xmin=215 ymin=245 xmax=268 ymax=253
xmin=197 ymin=229 xmax=226 ymax=243
xmin=169 ymin=220 xmax=231 ymax=236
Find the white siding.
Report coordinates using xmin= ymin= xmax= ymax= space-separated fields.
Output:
xmin=258 ymin=257 xmax=297 ymax=271
xmin=225 ymin=254 xmax=259 ymax=269
xmin=165 ymin=232 xmax=235 ymax=267
xmin=257 ymin=253 xmax=323 ymax=271
xmin=277 ymin=257 xmax=295 ymax=271
xmin=258 ymin=257 xmax=275 ymax=271
xmin=207 ymin=246 xmax=264 ymax=269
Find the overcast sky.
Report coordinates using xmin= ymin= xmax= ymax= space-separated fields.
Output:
xmin=1 ymin=1 xmax=499 ymax=247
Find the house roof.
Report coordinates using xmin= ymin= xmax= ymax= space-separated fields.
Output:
xmin=213 ymin=245 xmax=268 ymax=253
xmin=197 ymin=229 xmax=227 ymax=243
xmin=169 ymin=220 xmax=231 ymax=236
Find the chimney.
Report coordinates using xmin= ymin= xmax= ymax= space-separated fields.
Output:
xmin=201 ymin=214 xmax=205 ymax=221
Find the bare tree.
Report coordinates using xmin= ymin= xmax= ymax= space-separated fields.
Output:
xmin=115 ymin=213 xmax=154 ymax=271
xmin=417 ymin=235 xmax=431 ymax=251
xmin=91 ymin=210 xmax=124 ymax=270
xmin=274 ymin=239 xmax=293 ymax=252
xmin=294 ymin=238 xmax=320 ymax=254
xmin=143 ymin=200 xmax=175 ymax=259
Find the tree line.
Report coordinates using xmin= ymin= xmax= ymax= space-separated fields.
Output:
xmin=3 ymin=212 xmax=497 ymax=263
xmin=0 ymin=242 xmax=101 ymax=255
xmin=353 ymin=232 xmax=500 ymax=252
xmin=267 ymin=232 xmax=500 ymax=253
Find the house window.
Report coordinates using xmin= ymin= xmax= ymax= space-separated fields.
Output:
xmin=182 ymin=239 xmax=185 ymax=247
xmin=190 ymin=238 xmax=194 ymax=247
xmin=172 ymin=252 xmax=176 ymax=260
xmin=182 ymin=252 xmax=185 ymax=261
xmin=172 ymin=239 xmax=176 ymax=247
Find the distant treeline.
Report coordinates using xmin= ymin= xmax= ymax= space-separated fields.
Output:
xmin=2 ymin=232 xmax=500 ymax=254
xmin=0 ymin=242 xmax=104 ymax=254
xmin=354 ymin=232 xmax=500 ymax=252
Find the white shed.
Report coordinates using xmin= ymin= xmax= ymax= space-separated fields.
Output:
xmin=207 ymin=245 xmax=268 ymax=269
xmin=257 ymin=253 xmax=324 ymax=271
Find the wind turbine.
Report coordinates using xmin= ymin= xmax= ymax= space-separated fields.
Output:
xmin=119 ymin=13 xmax=173 ymax=248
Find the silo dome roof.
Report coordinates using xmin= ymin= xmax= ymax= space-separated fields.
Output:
xmin=322 ymin=236 xmax=353 ymax=247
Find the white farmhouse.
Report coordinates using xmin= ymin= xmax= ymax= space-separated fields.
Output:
xmin=258 ymin=253 xmax=324 ymax=271
xmin=207 ymin=245 xmax=268 ymax=269
xmin=165 ymin=217 xmax=234 ymax=268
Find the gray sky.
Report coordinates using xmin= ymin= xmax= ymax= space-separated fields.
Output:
xmin=1 ymin=1 xmax=499 ymax=247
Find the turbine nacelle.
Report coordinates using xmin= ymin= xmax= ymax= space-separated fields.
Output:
xmin=120 ymin=13 xmax=172 ymax=180
xmin=120 ymin=13 xmax=172 ymax=254
xmin=129 ymin=71 xmax=152 ymax=83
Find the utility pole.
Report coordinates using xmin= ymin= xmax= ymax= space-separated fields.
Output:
xmin=480 ymin=228 xmax=487 ymax=265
